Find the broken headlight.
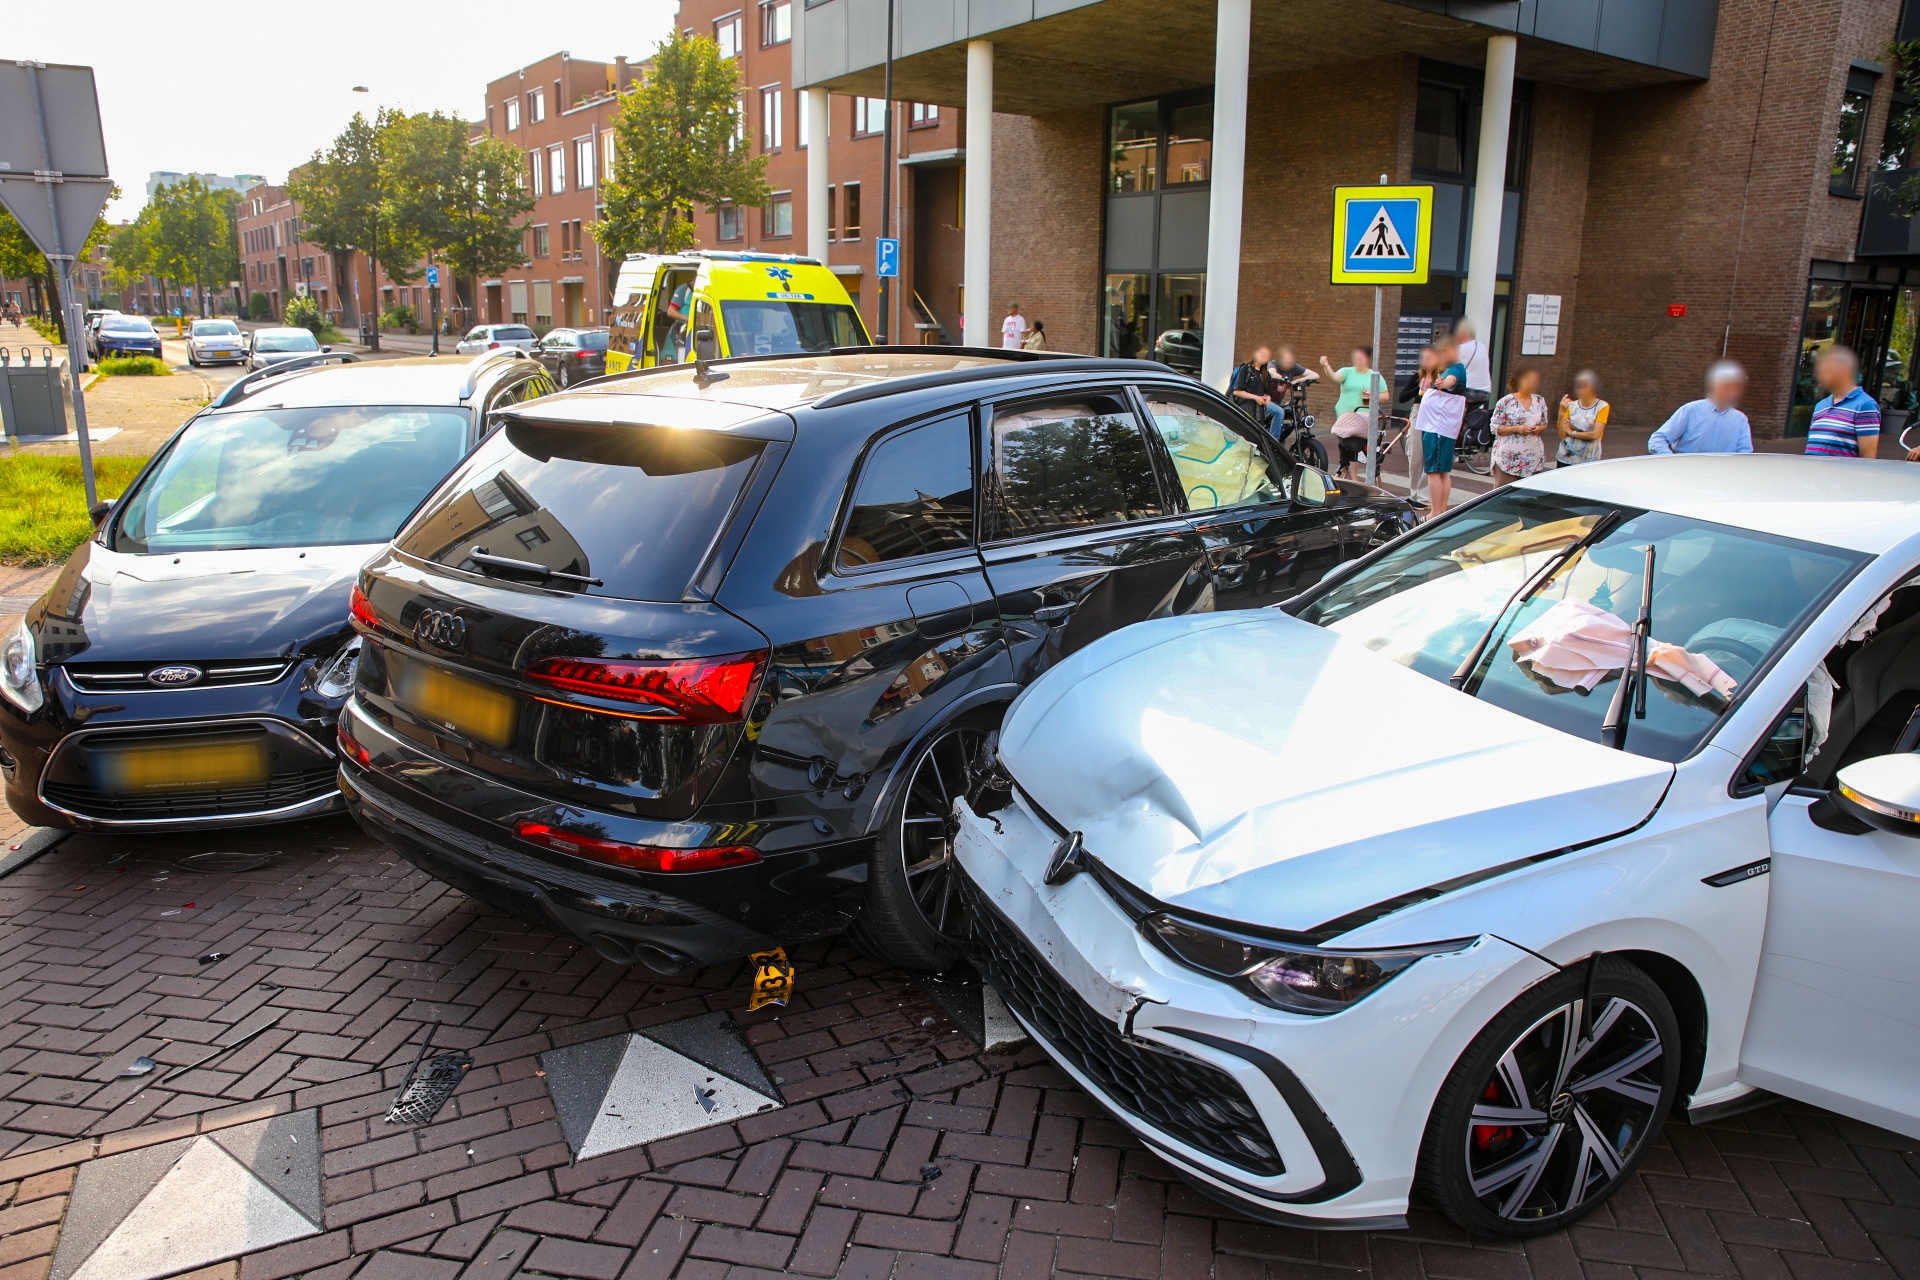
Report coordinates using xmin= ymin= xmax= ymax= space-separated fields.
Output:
xmin=1143 ymin=912 xmax=1473 ymax=1015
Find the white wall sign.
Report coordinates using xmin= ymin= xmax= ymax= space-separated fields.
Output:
xmin=1521 ymin=294 xmax=1563 ymax=356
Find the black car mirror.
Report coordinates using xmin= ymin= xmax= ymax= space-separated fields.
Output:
xmin=1832 ymin=753 xmax=1920 ymax=837
xmin=1293 ymin=465 xmax=1330 ymax=507
xmin=321 ymin=345 xmax=332 ymax=353
xmin=88 ymin=499 xmax=113 ymax=528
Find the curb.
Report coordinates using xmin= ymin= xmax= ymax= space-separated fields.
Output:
xmin=0 ymin=826 xmax=70 ymax=877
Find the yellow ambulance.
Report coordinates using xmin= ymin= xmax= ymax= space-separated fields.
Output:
xmin=603 ymin=251 xmax=870 ymax=373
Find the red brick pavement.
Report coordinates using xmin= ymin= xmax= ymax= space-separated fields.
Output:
xmin=0 ymin=818 xmax=1916 ymax=1280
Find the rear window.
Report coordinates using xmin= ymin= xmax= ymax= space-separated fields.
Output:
xmin=578 ymin=331 xmax=611 ymax=350
xmin=496 ymin=326 xmax=534 ymax=340
xmin=105 ymin=317 xmax=154 ymax=333
xmin=395 ymin=420 xmax=765 ymax=602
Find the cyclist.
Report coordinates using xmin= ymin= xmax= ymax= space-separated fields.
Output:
xmin=1230 ymin=345 xmax=1287 ymax=438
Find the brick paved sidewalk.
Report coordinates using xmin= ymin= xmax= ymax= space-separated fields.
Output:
xmin=0 ymin=819 xmax=1914 ymax=1280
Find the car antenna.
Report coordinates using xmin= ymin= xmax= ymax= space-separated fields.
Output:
xmin=693 ymin=350 xmax=729 ymax=389
xmin=1600 ymin=544 xmax=1656 ymax=750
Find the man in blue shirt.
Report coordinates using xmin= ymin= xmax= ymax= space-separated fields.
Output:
xmin=1648 ymin=362 xmax=1754 ymax=455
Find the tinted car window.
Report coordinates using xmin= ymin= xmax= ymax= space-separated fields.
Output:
xmin=1143 ymin=393 xmax=1283 ymax=512
xmin=104 ymin=317 xmax=155 ymax=334
xmin=989 ymin=395 xmax=1163 ymax=539
xmin=839 ymin=415 xmax=974 ymax=569
xmin=578 ymin=331 xmax=611 ymax=351
xmin=496 ymin=326 xmax=535 ymax=340
xmin=255 ymin=331 xmax=320 ymax=352
xmin=721 ymin=301 xmax=863 ymax=355
xmin=395 ymin=419 xmax=763 ymax=602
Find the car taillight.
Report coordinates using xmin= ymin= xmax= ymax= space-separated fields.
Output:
xmin=523 ymin=651 xmax=766 ymax=724
xmin=350 ymin=584 xmax=379 ymax=631
xmin=488 ymin=341 xmax=500 ymax=349
xmin=513 ymin=821 xmax=761 ymax=873
xmin=337 ymin=721 xmax=372 ymax=768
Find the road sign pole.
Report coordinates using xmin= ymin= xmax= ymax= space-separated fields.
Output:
xmin=1368 ymin=283 xmax=1381 ymax=487
xmin=53 ymin=258 xmax=98 ymax=510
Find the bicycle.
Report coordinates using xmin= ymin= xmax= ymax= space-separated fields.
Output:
xmin=1274 ymin=382 xmax=1329 ymax=471
xmin=1457 ymin=399 xmax=1495 ymax=476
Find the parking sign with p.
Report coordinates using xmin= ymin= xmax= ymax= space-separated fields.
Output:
xmin=1330 ymin=185 xmax=1433 ymax=286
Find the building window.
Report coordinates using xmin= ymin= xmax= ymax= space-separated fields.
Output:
xmin=1882 ymin=93 xmax=1920 ymax=172
xmin=506 ymin=99 xmax=520 ymax=131
xmin=765 ymin=193 xmax=794 ymax=237
xmin=854 ymin=97 xmax=886 ymax=137
xmin=825 ymin=185 xmax=837 ymax=239
xmin=1413 ymin=83 xmax=1465 ymax=175
xmin=910 ymin=102 xmax=939 ymax=128
xmin=577 ymin=137 xmax=594 ymax=188
xmin=550 ymin=145 xmax=566 ymax=195
xmin=603 ymin=130 xmax=617 ymax=179
xmin=719 ymin=204 xmax=743 ymax=241
xmin=797 ymin=96 xmax=809 ymax=148
xmin=1166 ymin=101 xmax=1211 ymax=184
xmin=762 ymin=0 xmax=791 ymax=45
xmin=734 ymin=96 xmax=747 ymax=150
xmin=531 ymin=88 xmax=546 ymax=123
xmin=531 ymin=150 xmax=544 ymax=196
xmin=762 ymin=87 xmax=783 ymax=150
xmin=843 ymin=182 xmax=861 ymax=238
xmin=715 ymin=12 xmax=742 ymax=58
xmin=1109 ymin=101 xmax=1158 ymax=192
xmin=1834 ymin=68 xmax=1880 ymax=195
xmin=534 ymin=225 xmax=550 ymax=257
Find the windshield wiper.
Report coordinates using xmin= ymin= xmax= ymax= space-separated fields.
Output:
xmin=1601 ymin=543 xmax=1656 ymax=750
xmin=468 ymin=548 xmax=603 ymax=588
xmin=1450 ymin=510 xmax=1623 ymax=693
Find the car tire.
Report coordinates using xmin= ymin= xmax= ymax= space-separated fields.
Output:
xmin=558 ymin=364 xmax=571 ymax=388
xmin=846 ymin=712 xmax=999 ymax=971
xmin=1417 ymin=956 xmax=1682 ymax=1238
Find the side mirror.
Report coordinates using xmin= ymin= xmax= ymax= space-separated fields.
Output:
xmin=89 ymin=499 xmax=113 ymax=528
xmin=1293 ymin=465 xmax=1329 ymax=507
xmin=1832 ymin=754 xmax=1920 ymax=837
xmin=321 ymin=344 xmax=332 ymax=353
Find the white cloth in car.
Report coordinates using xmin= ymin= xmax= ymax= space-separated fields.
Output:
xmin=1506 ymin=598 xmax=1737 ymax=697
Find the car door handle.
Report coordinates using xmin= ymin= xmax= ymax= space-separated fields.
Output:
xmin=1215 ymin=562 xmax=1249 ymax=587
xmin=1033 ymin=602 xmax=1078 ymax=624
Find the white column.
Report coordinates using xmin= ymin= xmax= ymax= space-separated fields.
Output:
xmin=805 ymin=88 xmax=831 ymax=262
xmin=1464 ymin=34 xmax=1516 ymax=344
xmin=963 ymin=40 xmax=994 ymax=348
xmin=1199 ymin=0 xmax=1251 ymax=390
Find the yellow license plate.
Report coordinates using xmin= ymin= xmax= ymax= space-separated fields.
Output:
xmin=395 ymin=660 xmax=517 ymax=748
xmin=97 ymin=738 xmax=269 ymax=793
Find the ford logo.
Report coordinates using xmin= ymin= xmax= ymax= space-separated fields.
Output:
xmin=146 ymin=665 xmax=203 ymax=687
xmin=415 ymin=610 xmax=468 ymax=652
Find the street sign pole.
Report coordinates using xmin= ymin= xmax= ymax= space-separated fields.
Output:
xmin=427 ymin=264 xmax=441 ymax=356
xmin=53 ymin=258 xmax=98 ymax=508
xmin=1369 ymin=281 xmax=1382 ymax=487
xmin=1331 ymin=176 xmax=1433 ymax=495
xmin=876 ymin=0 xmax=896 ymax=344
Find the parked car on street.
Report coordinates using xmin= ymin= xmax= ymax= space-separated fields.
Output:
xmin=1152 ymin=328 xmax=1203 ymax=373
xmin=187 ymin=318 xmax=248 ymax=367
xmin=952 ymin=454 xmax=1920 ymax=1236
xmin=532 ymin=327 xmax=610 ymax=387
xmin=247 ymin=327 xmax=325 ymax=370
xmin=84 ymin=312 xmax=116 ymax=360
xmin=93 ymin=314 xmax=163 ymax=361
xmin=604 ymin=251 xmax=869 ymax=374
xmin=455 ymin=324 xmax=537 ymax=356
xmin=0 ymin=350 xmax=553 ymax=833
xmin=335 ymin=348 xmax=1413 ymax=978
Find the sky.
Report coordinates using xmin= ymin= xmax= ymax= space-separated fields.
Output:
xmin=12 ymin=0 xmax=683 ymax=223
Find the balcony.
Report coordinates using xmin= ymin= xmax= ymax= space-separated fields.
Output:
xmin=1860 ymin=167 xmax=1920 ymax=256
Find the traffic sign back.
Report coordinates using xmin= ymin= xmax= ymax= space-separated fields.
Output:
xmin=1330 ymin=185 xmax=1433 ymax=286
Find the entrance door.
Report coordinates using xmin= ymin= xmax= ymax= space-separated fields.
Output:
xmin=1740 ymin=790 xmax=1920 ymax=1140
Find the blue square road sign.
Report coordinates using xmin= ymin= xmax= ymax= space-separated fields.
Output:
xmin=876 ymin=238 xmax=900 ymax=279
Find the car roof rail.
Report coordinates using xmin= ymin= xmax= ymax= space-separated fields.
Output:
xmin=458 ymin=347 xmax=535 ymax=400
xmin=210 ymin=351 xmax=360 ymax=409
xmin=811 ymin=351 xmax=1176 ymax=408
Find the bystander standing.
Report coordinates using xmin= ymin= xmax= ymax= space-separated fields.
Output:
xmin=1804 ymin=346 xmax=1881 ymax=458
xmin=1229 ymin=345 xmax=1286 ymax=438
xmin=1420 ymin=336 xmax=1470 ymax=515
xmin=1490 ymin=366 xmax=1550 ymax=484
xmin=1556 ymin=370 xmax=1609 ymax=466
xmin=1648 ymin=362 xmax=1753 ymax=455
xmin=1320 ymin=347 xmax=1384 ymax=479
xmin=1022 ymin=320 xmax=1047 ymax=352
xmin=1001 ymin=303 xmax=1029 ymax=350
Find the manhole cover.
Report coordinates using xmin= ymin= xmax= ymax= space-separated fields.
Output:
xmin=175 ymin=851 xmax=278 ymax=873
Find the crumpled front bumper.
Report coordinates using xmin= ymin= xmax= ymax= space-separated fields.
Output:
xmin=952 ymin=792 xmax=1528 ymax=1228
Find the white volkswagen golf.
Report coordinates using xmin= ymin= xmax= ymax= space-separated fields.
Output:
xmin=951 ymin=454 xmax=1920 ymax=1237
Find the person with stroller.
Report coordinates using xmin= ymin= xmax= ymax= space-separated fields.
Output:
xmin=1320 ymin=347 xmax=1385 ymax=479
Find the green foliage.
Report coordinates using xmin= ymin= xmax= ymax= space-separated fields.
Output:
xmin=114 ymin=177 xmax=236 ymax=315
xmin=97 ymin=355 xmax=170 ymax=376
xmin=26 ymin=315 xmax=60 ymax=343
xmin=1890 ymin=42 xmax=1920 ymax=213
xmin=0 ymin=454 xmax=147 ymax=566
xmin=249 ymin=291 xmax=272 ymax=320
xmin=380 ymin=303 xmax=418 ymax=332
xmin=284 ymin=294 xmax=326 ymax=335
xmin=1 ymin=186 xmax=120 ymax=342
xmin=380 ymin=113 xmax=536 ymax=317
xmin=292 ymin=111 xmax=423 ymax=299
xmin=594 ymin=32 xmax=771 ymax=258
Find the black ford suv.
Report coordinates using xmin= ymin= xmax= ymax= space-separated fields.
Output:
xmin=338 ymin=349 xmax=1412 ymax=973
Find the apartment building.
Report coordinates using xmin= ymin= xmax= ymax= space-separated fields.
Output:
xmin=479 ymin=53 xmax=641 ymax=330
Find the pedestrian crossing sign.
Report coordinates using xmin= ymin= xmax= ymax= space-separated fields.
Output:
xmin=1330 ymin=185 xmax=1433 ymax=285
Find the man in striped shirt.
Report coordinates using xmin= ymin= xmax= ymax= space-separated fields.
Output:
xmin=1805 ymin=346 xmax=1881 ymax=458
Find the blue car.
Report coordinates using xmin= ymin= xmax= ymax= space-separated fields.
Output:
xmin=95 ymin=315 xmax=163 ymax=360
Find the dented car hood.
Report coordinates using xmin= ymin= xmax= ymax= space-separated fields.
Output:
xmin=998 ymin=611 xmax=1674 ymax=936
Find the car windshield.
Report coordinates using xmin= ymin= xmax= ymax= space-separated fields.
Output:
xmin=577 ymin=330 xmax=610 ymax=350
xmin=720 ymin=301 xmax=865 ymax=356
xmin=192 ymin=321 xmax=239 ymax=336
xmin=495 ymin=326 xmax=534 ymax=340
xmin=255 ymin=331 xmax=319 ymax=353
xmin=112 ymin=406 xmax=469 ymax=553
xmin=104 ymin=317 xmax=154 ymax=334
xmin=1293 ymin=490 xmax=1865 ymax=761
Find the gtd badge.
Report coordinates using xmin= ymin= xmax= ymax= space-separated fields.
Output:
xmin=415 ymin=610 xmax=468 ymax=653
xmin=146 ymin=665 xmax=204 ymax=688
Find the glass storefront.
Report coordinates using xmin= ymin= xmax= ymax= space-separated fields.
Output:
xmin=1790 ymin=273 xmax=1920 ymax=438
xmin=1104 ymin=95 xmax=1211 ymax=371
xmin=1104 ymin=274 xmax=1149 ymax=360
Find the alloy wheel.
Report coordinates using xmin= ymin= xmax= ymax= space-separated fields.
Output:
xmin=897 ymin=725 xmax=989 ymax=941
xmin=1465 ymin=996 xmax=1666 ymax=1222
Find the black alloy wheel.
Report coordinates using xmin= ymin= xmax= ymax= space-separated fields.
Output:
xmin=1419 ymin=957 xmax=1680 ymax=1237
xmin=846 ymin=720 xmax=994 ymax=970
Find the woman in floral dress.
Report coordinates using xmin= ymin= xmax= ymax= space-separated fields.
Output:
xmin=1490 ymin=366 xmax=1549 ymax=485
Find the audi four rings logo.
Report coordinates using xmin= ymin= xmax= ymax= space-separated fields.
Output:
xmin=146 ymin=665 xmax=203 ymax=687
xmin=415 ymin=610 xmax=468 ymax=651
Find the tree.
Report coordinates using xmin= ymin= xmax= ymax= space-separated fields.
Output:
xmin=290 ymin=110 xmax=422 ymax=349
xmin=594 ymin=32 xmax=770 ymax=258
xmin=0 ymin=189 xmax=120 ymax=340
xmin=147 ymin=177 xmax=237 ymax=317
xmin=382 ymin=111 xmax=536 ymax=326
